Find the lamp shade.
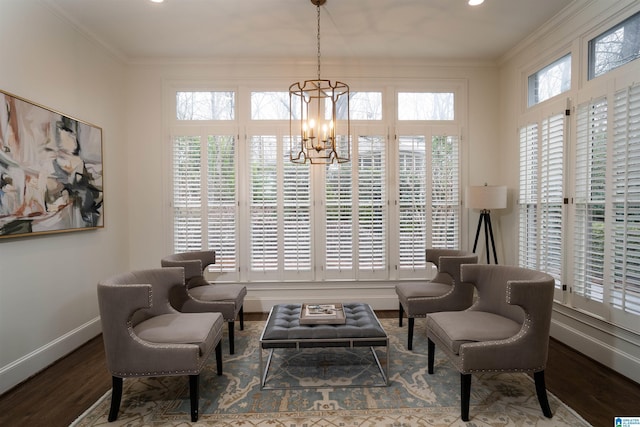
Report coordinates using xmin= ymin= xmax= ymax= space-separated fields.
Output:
xmin=466 ymin=185 xmax=507 ymax=210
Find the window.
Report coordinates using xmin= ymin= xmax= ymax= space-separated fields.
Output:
xmin=431 ymin=135 xmax=460 ymax=248
xmin=357 ymin=136 xmax=386 ymax=271
xmin=609 ymin=85 xmax=640 ymax=318
xmin=519 ymin=80 xmax=640 ymax=333
xmin=339 ymin=92 xmax=382 ymax=120
xmin=176 ymin=91 xmax=235 ymax=120
xmin=398 ymin=136 xmax=427 ymax=270
xmin=574 ymin=98 xmax=607 ymax=307
xmin=518 ymin=106 xmax=566 ymax=298
xmin=397 ymin=132 xmax=460 ymax=276
xmin=528 ymin=54 xmax=571 ymax=107
xmin=251 ymin=92 xmax=292 ymax=120
xmin=170 ymin=84 xmax=463 ymax=283
xmin=398 ymin=92 xmax=455 ymax=120
xmin=248 ymin=133 xmax=312 ymax=278
xmin=172 ymin=134 xmax=237 ymax=274
xmin=589 ymin=11 xmax=640 ymax=80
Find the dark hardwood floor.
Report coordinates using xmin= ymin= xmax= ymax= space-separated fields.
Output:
xmin=0 ymin=311 xmax=638 ymax=427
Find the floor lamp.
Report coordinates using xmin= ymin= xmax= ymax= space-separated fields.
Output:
xmin=466 ymin=184 xmax=507 ymax=264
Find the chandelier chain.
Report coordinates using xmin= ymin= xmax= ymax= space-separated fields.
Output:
xmin=316 ymin=3 xmax=321 ymax=80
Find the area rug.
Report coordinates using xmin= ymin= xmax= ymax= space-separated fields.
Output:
xmin=71 ymin=319 xmax=591 ymax=426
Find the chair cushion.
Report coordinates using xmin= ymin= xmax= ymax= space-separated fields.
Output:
xmin=134 ymin=312 xmax=223 ymax=356
xmin=427 ymin=311 xmax=521 ymax=354
xmin=189 ymin=283 xmax=247 ymax=305
xmin=396 ymin=282 xmax=452 ymax=300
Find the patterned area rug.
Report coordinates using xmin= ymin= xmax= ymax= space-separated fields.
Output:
xmin=72 ymin=319 xmax=591 ymax=426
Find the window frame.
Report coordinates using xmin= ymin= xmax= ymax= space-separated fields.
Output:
xmin=164 ymin=80 xmax=467 ymax=285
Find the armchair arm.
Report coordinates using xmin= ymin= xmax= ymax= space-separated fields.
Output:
xmin=459 ymin=273 xmax=555 ymax=373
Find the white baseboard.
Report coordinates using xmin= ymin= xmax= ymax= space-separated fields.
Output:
xmin=0 ymin=317 xmax=102 ymax=395
xmin=242 ymin=283 xmax=399 ymax=313
xmin=550 ymin=309 xmax=640 ymax=385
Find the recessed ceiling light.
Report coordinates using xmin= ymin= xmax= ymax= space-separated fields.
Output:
xmin=149 ymin=0 xmax=164 ymax=3
xmin=468 ymin=0 xmax=484 ymax=5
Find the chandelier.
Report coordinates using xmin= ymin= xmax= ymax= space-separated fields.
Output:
xmin=289 ymin=0 xmax=350 ymax=164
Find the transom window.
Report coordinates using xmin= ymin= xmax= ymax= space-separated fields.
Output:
xmin=527 ymin=54 xmax=571 ymax=107
xmin=176 ymin=91 xmax=235 ymax=120
xmin=397 ymin=92 xmax=455 ymax=121
xmin=589 ymin=11 xmax=640 ymax=80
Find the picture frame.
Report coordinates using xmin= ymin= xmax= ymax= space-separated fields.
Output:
xmin=0 ymin=89 xmax=104 ymax=239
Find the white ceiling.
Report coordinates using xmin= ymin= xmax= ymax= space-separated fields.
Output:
xmin=43 ymin=0 xmax=574 ymax=62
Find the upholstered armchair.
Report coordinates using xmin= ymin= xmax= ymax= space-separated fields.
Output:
xmin=426 ymin=264 xmax=555 ymax=421
xmin=97 ymin=267 xmax=224 ymax=422
xmin=395 ymin=249 xmax=478 ymax=349
xmin=161 ymin=250 xmax=247 ymax=354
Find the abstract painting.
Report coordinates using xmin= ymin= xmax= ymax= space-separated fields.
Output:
xmin=0 ymin=90 xmax=103 ymax=239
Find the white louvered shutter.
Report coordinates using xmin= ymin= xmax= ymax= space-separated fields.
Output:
xmin=519 ymin=123 xmax=539 ymax=270
xmin=206 ymin=135 xmax=236 ymax=273
xmin=282 ymin=137 xmax=312 ymax=273
xmin=173 ymin=136 xmax=203 ymax=252
xmin=325 ymin=161 xmax=353 ymax=275
xmin=250 ymin=135 xmax=279 ymax=273
xmin=431 ymin=135 xmax=460 ymax=248
xmin=358 ymin=135 xmax=386 ymax=273
xmin=540 ymin=114 xmax=564 ymax=288
xmin=398 ymin=136 xmax=427 ymax=271
xmin=574 ymin=97 xmax=607 ymax=305
xmin=610 ymin=84 xmax=640 ymax=318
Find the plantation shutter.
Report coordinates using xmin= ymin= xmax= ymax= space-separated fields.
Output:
xmin=282 ymin=138 xmax=312 ymax=273
xmin=173 ymin=136 xmax=203 ymax=252
xmin=574 ymin=97 xmax=607 ymax=306
xmin=610 ymin=84 xmax=640 ymax=318
xmin=325 ymin=160 xmax=353 ymax=275
xmin=358 ymin=135 xmax=386 ymax=273
xmin=519 ymin=123 xmax=539 ymax=270
xmin=540 ymin=114 xmax=565 ymax=288
xmin=250 ymin=135 xmax=279 ymax=273
xmin=398 ymin=136 xmax=427 ymax=272
xmin=206 ymin=135 xmax=237 ymax=273
xmin=431 ymin=135 xmax=460 ymax=248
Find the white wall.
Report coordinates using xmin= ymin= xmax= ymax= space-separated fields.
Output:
xmin=0 ymin=1 xmax=129 ymax=393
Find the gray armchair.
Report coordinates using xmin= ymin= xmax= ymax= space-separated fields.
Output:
xmin=97 ymin=267 xmax=224 ymax=422
xmin=161 ymin=250 xmax=247 ymax=354
xmin=395 ymin=248 xmax=477 ymax=349
xmin=426 ymin=264 xmax=555 ymax=421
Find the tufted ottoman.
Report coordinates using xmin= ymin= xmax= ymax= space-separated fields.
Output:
xmin=259 ymin=303 xmax=389 ymax=389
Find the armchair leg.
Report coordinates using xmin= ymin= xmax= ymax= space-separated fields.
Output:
xmin=427 ymin=338 xmax=435 ymax=374
xmin=108 ymin=376 xmax=123 ymax=422
xmin=215 ymin=341 xmax=223 ymax=375
xmin=534 ymin=370 xmax=553 ymax=418
xmin=408 ymin=317 xmax=415 ymax=350
xmin=239 ymin=306 xmax=244 ymax=330
xmin=189 ymin=375 xmax=199 ymax=422
xmin=228 ymin=321 xmax=235 ymax=354
xmin=461 ymin=373 xmax=471 ymax=422
xmin=399 ymin=302 xmax=404 ymax=327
